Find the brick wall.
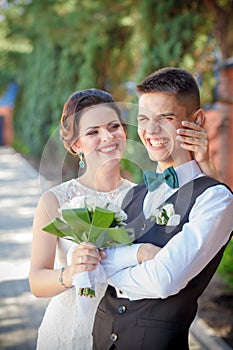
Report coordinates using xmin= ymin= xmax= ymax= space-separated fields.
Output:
xmin=0 ymin=83 xmax=19 ymax=146
xmin=205 ymin=60 xmax=233 ymax=190
xmin=0 ymin=106 xmax=14 ymax=145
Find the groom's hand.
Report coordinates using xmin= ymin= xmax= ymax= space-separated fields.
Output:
xmin=137 ymin=243 xmax=161 ymax=263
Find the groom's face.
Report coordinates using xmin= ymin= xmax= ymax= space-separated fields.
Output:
xmin=137 ymin=92 xmax=192 ymax=169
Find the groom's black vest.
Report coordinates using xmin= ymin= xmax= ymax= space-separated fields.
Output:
xmin=92 ymin=177 xmax=232 ymax=350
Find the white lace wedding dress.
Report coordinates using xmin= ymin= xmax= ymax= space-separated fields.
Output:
xmin=36 ymin=178 xmax=134 ymax=350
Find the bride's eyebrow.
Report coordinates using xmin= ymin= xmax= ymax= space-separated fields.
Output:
xmin=85 ymin=120 xmax=120 ymax=131
xmin=85 ymin=126 xmax=99 ymax=131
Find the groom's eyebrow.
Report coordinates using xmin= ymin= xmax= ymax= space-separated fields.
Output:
xmin=137 ymin=112 xmax=177 ymax=118
xmin=159 ymin=112 xmax=177 ymax=117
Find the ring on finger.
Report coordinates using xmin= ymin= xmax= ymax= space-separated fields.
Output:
xmin=79 ymin=256 xmax=84 ymax=264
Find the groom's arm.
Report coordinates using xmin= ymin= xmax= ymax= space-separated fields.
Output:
xmin=101 ymin=243 xmax=161 ymax=277
xmin=106 ymin=184 xmax=233 ymax=300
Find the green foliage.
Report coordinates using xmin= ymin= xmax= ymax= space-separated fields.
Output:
xmin=136 ymin=0 xmax=215 ymax=80
xmin=217 ymin=239 xmax=233 ymax=290
xmin=1 ymin=0 xmax=138 ymax=156
xmin=1 ymin=0 xmax=232 ymax=179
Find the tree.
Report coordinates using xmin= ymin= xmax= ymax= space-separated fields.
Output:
xmin=1 ymin=0 xmax=137 ymax=155
xmin=1 ymin=0 xmax=232 ymax=161
xmin=202 ymin=0 xmax=233 ymax=60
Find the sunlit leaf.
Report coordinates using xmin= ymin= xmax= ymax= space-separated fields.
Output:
xmin=43 ymin=218 xmax=71 ymax=237
xmin=62 ymin=208 xmax=91 ymax=225
xmin=94 ymin=227 xmax=134 ymax=248
xmin=91 ymin=206 xmax=115 ymax=228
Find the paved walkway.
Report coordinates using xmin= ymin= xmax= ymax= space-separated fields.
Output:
xmin=0 ymin=146 xmax=232 ymax=350
xmin=0 ymin=147 xmax=50 ymax=349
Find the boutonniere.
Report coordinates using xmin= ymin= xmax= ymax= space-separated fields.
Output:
xmin=150 ymin=203 xmax=181 ymax=226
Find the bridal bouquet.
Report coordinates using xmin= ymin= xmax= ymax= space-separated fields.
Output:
xmin=43 ymin=196 xmax=134 ymax=297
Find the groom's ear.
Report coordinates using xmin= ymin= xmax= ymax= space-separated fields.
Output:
xmin=193 ymin=109 xmax=206 ymax=127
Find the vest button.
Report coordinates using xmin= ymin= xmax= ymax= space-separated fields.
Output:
xmin=110 ymin=333 xmax=118 ymax=342
xmin=118 ymin=305 xmax=127 ymax=314
xmin=141 ymin=223 xmax=147 ymax=231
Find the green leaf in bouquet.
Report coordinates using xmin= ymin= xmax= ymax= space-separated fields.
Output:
xmin=62 ymin=208 xmax=92 ymax=237
xmin=91 ymin=206 xmax=115 ymax=228
xmin=43 ymin=218 xmax=83 ymax=243
xmin=62 ymin=208 xmax=91 ymax=226
xmin=94 ymin=227 xmax=134 ymax=249
xmin=42 ymin=218 xmax=72 ymax=238
xmin=43 ymin=213 xmax=91 ymax=243
xmin=81 ymin=231 xmax=90 ymax=241
xmin=88 ymin=225 xmax=107 ymax=244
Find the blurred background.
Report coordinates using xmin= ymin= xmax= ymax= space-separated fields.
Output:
xmin=0 ymin=0 xmax=233 ymax=186
xmin=0 ymin=0 xmax=233 ymax=348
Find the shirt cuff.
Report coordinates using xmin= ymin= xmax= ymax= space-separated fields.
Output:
xmin=101 ymin=244 xmax=141 ymax=276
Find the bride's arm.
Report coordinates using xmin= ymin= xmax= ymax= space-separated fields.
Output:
xmin=29 ymin=191 xmax=63 ymax=297
xmin=29 ymin=191 xmax=98 ymax=298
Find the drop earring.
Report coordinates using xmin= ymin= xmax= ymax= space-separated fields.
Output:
xmin=79 ymin=152 xmax=85 ymax=168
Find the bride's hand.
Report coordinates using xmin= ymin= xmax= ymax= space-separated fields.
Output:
xmin=176 ymin=121 xmax=219 ymax=180
xmin=176 ymin=120 xmax=208 ymax=163
xmin=137 ymin=243 xmax=161 ymax=263
xmin=70 ymin=242 xmax=103 ymax=275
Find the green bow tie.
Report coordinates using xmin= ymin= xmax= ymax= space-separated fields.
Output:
xmin=143 ymin=166 xmax=179 ymax=192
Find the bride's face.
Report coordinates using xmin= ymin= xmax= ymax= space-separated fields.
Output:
xmin=72 ymin=105 xmax=126 ymax=170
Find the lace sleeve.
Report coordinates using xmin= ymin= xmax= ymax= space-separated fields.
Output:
xmin=49 ymin=179 xmax=85 ymax=208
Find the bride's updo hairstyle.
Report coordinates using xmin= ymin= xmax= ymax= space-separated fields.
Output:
xmin=60 ymin=88 xmax=123 ymax=154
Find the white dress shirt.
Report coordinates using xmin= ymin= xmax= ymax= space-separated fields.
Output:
xmin=104 ymin=160 xmax=233 ymax=300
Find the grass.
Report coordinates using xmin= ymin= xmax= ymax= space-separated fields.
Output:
xmin=217 ymin=238 xmax=233 ymax=290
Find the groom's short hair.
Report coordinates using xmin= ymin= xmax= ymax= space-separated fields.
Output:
xmin=136 ymin=67 xmax=200 ymax=117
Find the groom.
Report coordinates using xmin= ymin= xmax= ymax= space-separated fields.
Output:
xmin=92 ymin=67 xmax=233 ymax=349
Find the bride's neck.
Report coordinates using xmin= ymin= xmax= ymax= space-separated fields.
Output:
xmin=78 ymin=164 xmax=123 ymax=192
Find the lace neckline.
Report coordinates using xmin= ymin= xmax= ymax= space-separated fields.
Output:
xmin=74 ymin=178 xmax=128 ymax=195
xmin=50 ymin=177 xmax=134 ymax=208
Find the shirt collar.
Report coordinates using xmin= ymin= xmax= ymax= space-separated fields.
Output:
xmin=174 ymin=160 xmax=203 ymax=187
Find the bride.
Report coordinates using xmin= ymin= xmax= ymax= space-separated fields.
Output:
xmin=29 ymin=88 xmax=217 ymax=349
